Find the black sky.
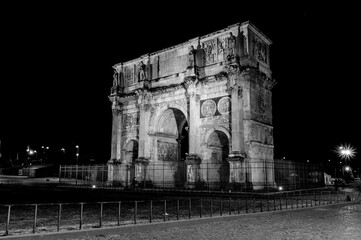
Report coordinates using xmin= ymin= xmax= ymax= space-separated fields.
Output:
xmin=1 ymin=3 xmax=360 ymax=164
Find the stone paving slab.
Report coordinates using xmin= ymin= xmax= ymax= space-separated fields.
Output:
xmin=2 ymin=202 xmax=361 ymax=240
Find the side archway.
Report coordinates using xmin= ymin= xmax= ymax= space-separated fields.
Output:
xmin=203 ymin=128 xmax=230 ymax=189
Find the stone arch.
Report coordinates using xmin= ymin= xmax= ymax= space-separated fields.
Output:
xmin=203 ymin=127 xmax=231 ymax=147
xmin=202 ymin=127 xmax=230 ymax=189
xmin=150 ymin=103 xmax=188 ymax=134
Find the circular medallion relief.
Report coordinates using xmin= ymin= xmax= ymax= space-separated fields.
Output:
xmin=123 ymin=114 xmax=133 ymax=128
xmin=201 ymin=100 xmax=216 ymax=117
xmin=217 ymin=97 xmax=231 ymax=114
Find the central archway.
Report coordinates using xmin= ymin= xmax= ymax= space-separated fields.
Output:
xmin=155 ymin=108 xmax=188 ymax=188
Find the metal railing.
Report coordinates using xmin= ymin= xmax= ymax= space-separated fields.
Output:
xmin=1 ymin=190 xmax=360 ymax=237
xmin=59 ymin=159 xmax=325 ymax=191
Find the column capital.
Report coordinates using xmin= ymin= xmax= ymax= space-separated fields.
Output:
xmin=185 ymin=154 xmax=201 ymax=165
xmin=183 ymin=75 xmax=199 ymax=91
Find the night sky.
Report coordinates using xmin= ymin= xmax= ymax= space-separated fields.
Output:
xmin=1 ymin=3 xmax=360 ymax=165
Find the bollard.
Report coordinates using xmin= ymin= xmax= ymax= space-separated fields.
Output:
xmin=57 ymin=204 xmax=62 ymax=231
xmin=33 ymin=204 xmax=38 ymax=233
xmin=150 ymin=200 xmax=153 ymax=223
xmin=118 ymin=201 xmax=121 ymax=226
xmin=5 ymin=205 xmax=11 ymax=236
xmin=260 ymin=197 xmax=263 ymax=212
xmin=210 ymin=198 xmax=213 ymax=217
xmin=267 ymin=194 xmax=270 ymax=211
xmin=285 ymin=196 xmax=288 ymax=210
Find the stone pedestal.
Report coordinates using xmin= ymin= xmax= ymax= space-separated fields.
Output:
xmin=227 ymin=156 xmax=245 ymax=183
xmin=106 ymin=159 xmax=126 ymax=187
xmin=184 ymin=155 xmax=201 ymax=189
xmin=134 ymin=157 xmax=149 ymax=183
xmin=226 ymin=156 xmax=248 ymax=191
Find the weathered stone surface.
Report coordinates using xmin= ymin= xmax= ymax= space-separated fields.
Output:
xmin=108 ymin=21 xmax=275 ymax=189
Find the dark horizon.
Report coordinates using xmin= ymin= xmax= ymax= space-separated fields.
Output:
xmin=1 ymin=3 xmax=360 ymax=166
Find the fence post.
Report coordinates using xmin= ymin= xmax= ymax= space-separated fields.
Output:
xmin=176 ymin=199 xmax=179 ymax=220
xmin=5 ymin=205 xmax=11 ymax=236
xmin=200 ymin=199 xmax=203 ymax=218
xmin=57 ymin=204 xmax=62 ymax=231
xmin=163 ymin=200 xmax=167 ymax=222
xmin=246 ymin=195 xmax=249 ymax=213
xmin=237 ymin=198 xmax=240 ymax=214
xmin=260 ymin=197 xmax=263 ymax=212
xmin=79 ymin=203 xmax=83 ymax=230
xmin=134 ymin=201 xmax=137 ymax=224
xmin=220 ymin=198 xmax=223 ymax=216
xmin=59 ymin=165 xmax=62 ymax=184
xmin=273 ymin=195 xmax=276 ymax=211
xmin=118 ymin=201 xmax=121 ymax=226
xmin=279 ymin=196 xmax=282 ymax=210
xmin=150 ymin=200 xmax=153 ymax=223
xmin=33 ymin=204 xmax=38 ymax=234
xmin=267 ymin=194 xmax=270 ymax=211
xmin=75 ymin=165 xmax=78 ymax=186
xmin=210 ymin=198 xmax=213 ymax=217
xmin=99 ymin=202 xmax=103 ymax=228
xmin=188 ymin=199 xmax=191 ymax=219
xmin=229 ymin=198 xmax=232 ymax=215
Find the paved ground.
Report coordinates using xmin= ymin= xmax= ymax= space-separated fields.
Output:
xmin=4 ymin=202 xmax=360 ymax=240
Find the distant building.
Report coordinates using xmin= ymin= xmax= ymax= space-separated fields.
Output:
xmin=108 ymin=21 xmax=276 ymax=190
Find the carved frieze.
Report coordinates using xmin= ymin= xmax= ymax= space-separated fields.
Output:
xmin=203 ymin=39 xmax=217 ymax=65
xmin=124 ymin=65 xmax=135 ymax=87
xmin=251 ymin=33 xmax=268 ymax=64
xmin=157 ymin=140 xmax=178 ymax=162
xmin=217 ymin=37 xmax=226 ymax=61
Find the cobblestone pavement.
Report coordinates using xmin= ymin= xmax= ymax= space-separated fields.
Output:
xmin=8 ymin=202 xmax=361 ymax=240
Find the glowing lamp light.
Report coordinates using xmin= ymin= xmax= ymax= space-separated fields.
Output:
xmin=344 ymin=166 xmax=351 ymax=172
xmin=336 ymin=144 xmax=356 ymax=160
xmin=278 ymin=186 xmax=283 ymax=191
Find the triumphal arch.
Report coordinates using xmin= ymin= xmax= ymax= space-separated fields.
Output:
xmin=108 ymin=21 xmax=276 ymax=190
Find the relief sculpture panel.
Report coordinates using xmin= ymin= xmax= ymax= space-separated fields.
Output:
xmin=203 ymin=39 xmax=217 ymax=65
xmin=157 ymin=140 xmax=178 ymax=162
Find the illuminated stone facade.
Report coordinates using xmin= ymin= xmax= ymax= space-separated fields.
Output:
xmin=108 ymin=21 xmax=276 ymax=190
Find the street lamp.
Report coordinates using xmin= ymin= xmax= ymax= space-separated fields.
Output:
xmin=76 ymin=145 xmax=79 ymax=165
